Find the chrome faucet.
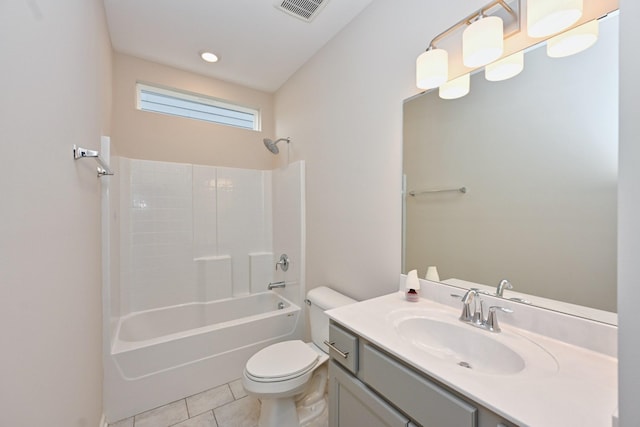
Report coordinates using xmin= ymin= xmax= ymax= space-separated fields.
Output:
xmin=485 ymin=306 xmax=513 ymax=333
xmin=496 ymin=279 xmax=513 ymax=297
xmin=459 ymin=288 xmax=479 ymax=322
xmin=267 ymin=281 xmax=286 ymax=290
xmin=457 ymin=288 xmax=512 ymax=333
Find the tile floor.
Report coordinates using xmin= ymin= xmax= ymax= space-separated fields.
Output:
xmin=108 ymin=379 xmax=260 ymax=427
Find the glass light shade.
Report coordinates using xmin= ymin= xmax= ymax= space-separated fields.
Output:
xmin=416 ymin=49 xmax=449 ymax=89
xmin=485 ymin=51 xmax=524 ymax=81
xmin=527 ymin=0 xmax=583 ymax=38
xmin=547 ymin=20 xmax=598 ymax=58
xmin=439 ymin=73 xmax=470 ymax=100
xmin=463 ymin=16 xmax=504 ymax=68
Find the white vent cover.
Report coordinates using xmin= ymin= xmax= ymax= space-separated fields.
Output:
xmin=274 ymin=0 xmax=329 ymax=22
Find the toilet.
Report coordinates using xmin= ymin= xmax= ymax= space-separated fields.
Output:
xmin=242 ymin=286 xmax=356 ymax=427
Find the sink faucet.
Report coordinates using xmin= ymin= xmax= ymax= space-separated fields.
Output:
xmin=496 ymin=279 xmax=513 ymax=297
xmin=459 ymin=288 xmax=479 ymax=322
xmin=457 ymin=288 xmax=513 ymax=333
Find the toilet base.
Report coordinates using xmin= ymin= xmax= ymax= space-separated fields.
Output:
xmin=259 ymin=397 xmax=299 ymax=427
xmin=251 ymin=365 xmax=329 ymax=427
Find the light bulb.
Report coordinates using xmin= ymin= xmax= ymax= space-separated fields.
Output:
xmin=439 ymin=73 xmax=470 ymax=100
xmin=463 ymin=16 xmax=504 ymax=68
xmin=485 ymin=51 xmax=524 ymax=81
xmin=527 ymin=0 xmax=583 ymax=38
xmin=547 ymin=20 xmax=598 ymax=58
xmin=200 ymin=51 xmax=219 ymax=63
xmin=416 ymin=48 xmax=449 ymax=89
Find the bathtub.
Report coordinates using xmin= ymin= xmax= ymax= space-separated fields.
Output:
xmin=105 ymin=291 xmax=302 ymax=422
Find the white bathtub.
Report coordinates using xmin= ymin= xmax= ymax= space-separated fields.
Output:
xmin=105 ymin=291 xmax=301 ymax=422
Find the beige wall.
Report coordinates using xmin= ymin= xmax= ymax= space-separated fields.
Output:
xmin=274 ymin=0 xmax=487 ymax=300
xmin=0 ymin=0 xmax=112 ymax=425
xmin=112 ymin=53 xmax=277 ymax=169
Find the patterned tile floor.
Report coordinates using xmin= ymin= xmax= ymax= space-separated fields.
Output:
xmin=108 ymin=379 xmax=260 ymax=427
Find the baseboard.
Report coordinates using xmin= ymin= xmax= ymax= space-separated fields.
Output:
xmin=99 ymin=414 xmax=108 ymax=427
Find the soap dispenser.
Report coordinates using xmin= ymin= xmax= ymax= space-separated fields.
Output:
xmin=405 ymin=269 xmax=420 ymax=302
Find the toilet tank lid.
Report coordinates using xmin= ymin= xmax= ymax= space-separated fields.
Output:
xmin=307 ymin=286 xmax=356 ymax=310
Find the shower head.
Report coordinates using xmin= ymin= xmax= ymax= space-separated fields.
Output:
xmin=263 ymin=137 xmax=290 ymax=154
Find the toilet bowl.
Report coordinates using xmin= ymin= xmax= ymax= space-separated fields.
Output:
xmin=242 ymin=286 xmax=355 ymax=427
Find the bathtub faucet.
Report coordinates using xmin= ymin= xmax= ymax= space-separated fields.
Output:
xmin=268 ymin=281 xmax=286 ymax=290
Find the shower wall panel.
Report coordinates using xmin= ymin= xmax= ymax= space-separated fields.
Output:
xmin=122 ymin=159 xmax=195 ymax=312
xmin=119 ymin=159 xmax=275 ymax=314
xmin=217 ymin=167 xmax=273 ymax=296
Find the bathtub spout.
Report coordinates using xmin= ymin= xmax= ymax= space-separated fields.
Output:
xmin=268 ymin=281 xmax=286 ymax=290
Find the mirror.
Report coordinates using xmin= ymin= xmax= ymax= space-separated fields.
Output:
xmin=402 ymin=15 xmax=618 ymax=322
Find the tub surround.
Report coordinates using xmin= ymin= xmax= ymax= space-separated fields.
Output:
xmin=327 ymin=283 xmax=617 ymax=426
xmin=103 ymin=160 xmax=306 ymax=423
xmin=118 ymin=158 xmax=275 ymax=313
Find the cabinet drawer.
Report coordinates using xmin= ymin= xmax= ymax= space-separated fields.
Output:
xmin=361 ymin=343 xmax=477 ymax=427
xmin=328 ymin=323 xmax=358 ymax=374
xmin=329 ymin=361 xmax=410 ymax=427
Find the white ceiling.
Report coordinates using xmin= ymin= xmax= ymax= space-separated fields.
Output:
xmin=104 ymin=0 xmax=374 ymax=93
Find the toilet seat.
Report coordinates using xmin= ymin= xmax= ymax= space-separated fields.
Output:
xmin=246 ymin=340 xmax=319 ymax=383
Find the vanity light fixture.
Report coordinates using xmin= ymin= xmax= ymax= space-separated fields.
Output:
xmin=415 ymin=0 xmax=517 ymax=90
xmin=527 ymin=0 xmax=583 ymax=38
xmin=546 ymin=19 xmax=599 ymax=58
xmin=415 ymin=0 xmax=616 ymax=99
xmin=463 ymin=15 xmax=504 ymax=68
xmin=439 ymin=73 xmax=470 ymax=100
xmin=200 ymin=51 xmax=219 ymax=63
xmin=485 ymin=50 xmax=524 ymax=81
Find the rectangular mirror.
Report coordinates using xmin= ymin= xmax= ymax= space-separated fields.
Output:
xmin=403 ymin=14 xmax=618 ymax=323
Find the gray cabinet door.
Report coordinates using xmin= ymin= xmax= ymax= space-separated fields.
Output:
xmin=329 ymin=361 xmax=409 ymax=427
xmin=360 ymin=343 xmax=477 ymax=427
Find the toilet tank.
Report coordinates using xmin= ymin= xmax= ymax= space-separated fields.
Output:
xmin=306 ymin=286 xmax=356 ymax=353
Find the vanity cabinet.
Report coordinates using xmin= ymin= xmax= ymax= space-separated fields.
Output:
xmin=330 ymin=360 xmax=412 ymax=427
xmin=328 ymin=321 xmax=518 ymax=427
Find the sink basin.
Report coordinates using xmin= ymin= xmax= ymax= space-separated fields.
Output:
xmin=396 ymin=317 xmax=525 ymax=374
xmin=389 ymin=309 xmax=558 ymax=377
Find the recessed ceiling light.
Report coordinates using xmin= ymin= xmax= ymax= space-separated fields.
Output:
xmin=200 ymin=51 xmax=219 ymax=63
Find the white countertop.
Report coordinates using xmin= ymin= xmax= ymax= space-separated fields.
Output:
xmin=327 ymin=292 xmax=618 ymax=427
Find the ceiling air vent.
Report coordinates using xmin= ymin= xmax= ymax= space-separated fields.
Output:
xmin=275 ymin=0 xmax=329 ymax=22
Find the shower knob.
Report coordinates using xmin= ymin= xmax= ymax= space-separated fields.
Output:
xmin=276 ymin=254 xmax=290 ymax=272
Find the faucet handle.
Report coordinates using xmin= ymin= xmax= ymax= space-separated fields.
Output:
xmin=485 ymin=306 xmax=513 ymax=333
xmin=472 ymin=297 xmax=485 ymax=326
xmin=275 ymin=254 xmax=290 ymax=271
xmin=489 ymin=306 xmax=513 ymax=314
